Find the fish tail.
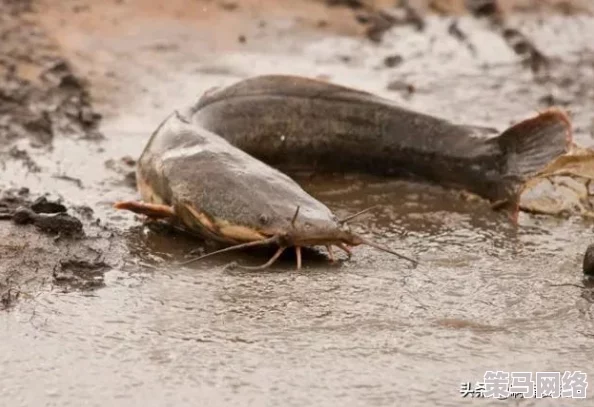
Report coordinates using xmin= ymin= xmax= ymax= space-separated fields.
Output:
xmin=494 ymin=108 xmax=572 ymax=211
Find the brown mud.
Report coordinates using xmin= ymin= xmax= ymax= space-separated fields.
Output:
xmin=0 ymin=0 xmax=123 ymax=310
xmin=1 ymin=0 xmax=594 ymax=406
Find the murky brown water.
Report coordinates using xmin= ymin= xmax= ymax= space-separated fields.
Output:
xmin=1 ymin=1 xmax=594 ymax=406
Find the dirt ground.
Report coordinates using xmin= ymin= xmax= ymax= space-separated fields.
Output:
xmin=1 ymin=0 xmax=594 ymax=405
xmin=3 ymin=0 xmax=593 ymax=307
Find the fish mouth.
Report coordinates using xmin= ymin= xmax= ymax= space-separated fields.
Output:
xmin=215 ymin=223 xmax=348 ymax=248
xmin=174 ymin=206 xmax=418 ymax=269
xmin=280 ymin=228 xmax=351 ymax=247
xmin=174 ymin=221 xmax=358 ymax=270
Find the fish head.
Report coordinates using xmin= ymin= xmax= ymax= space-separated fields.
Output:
xmin=278 ymin=213 xmax=354 ymax=247
xmin=243 ymin=192 xmax=356 ymax=247
xmin=169 ymin=155 xmax=353 ymax=246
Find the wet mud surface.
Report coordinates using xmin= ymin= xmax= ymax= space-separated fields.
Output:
xmin=1 ymin=0 xmax=594 ymax=406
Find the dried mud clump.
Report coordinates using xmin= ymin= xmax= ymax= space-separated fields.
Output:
xmin=1 ymin=190 xmax=83 ymax=238
xmin=0 ymin=187 xmax=30 ymax=219
xmin=0 ymin=188 xmax=118 ymax=310
xmin=12 ymin=207 xmax=85 ymax=238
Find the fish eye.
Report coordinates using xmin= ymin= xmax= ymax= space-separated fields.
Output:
xmin=258 ymin=214 xmax=269 ymax=225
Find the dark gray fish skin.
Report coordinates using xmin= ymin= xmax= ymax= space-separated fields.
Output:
xmin=190 ymin=75 xmax=569 ymax=203
xmin=136 ymin=110 xmax=350 ymax=245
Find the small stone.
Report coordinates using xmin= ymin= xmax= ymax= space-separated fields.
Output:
xmin=383 ymin=55 xmax=403 ymax=68
xmin=583 ymin=244 xmax=594 ymax=277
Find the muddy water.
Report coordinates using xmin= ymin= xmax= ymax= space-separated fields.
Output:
xmin=2 ymin=2 xmax=594 ymax=406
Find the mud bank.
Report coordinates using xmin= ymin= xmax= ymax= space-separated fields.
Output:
xmin=1 ymin=1 xmax=594 ymax=406
xmin=0 ymin=0 xmax=113 ymax=308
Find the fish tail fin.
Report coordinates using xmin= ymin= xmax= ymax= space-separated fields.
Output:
xmin=494 ymin=108 xmax=572 ymax=212
xmin=499 ymin=108 xmax=572 ymax=178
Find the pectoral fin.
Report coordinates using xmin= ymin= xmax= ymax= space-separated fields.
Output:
xmin=114 ymin=200 xmax=175 ymax=219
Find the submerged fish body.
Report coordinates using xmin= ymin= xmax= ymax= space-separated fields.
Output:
xmin=190 ymin=75 xmax=571 ymax=204
xmin=519 ymin=145 xmax=594 ymax=217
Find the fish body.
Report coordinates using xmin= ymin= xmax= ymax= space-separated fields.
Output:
xmin=190 ymin=75 xmax=571 ymax=204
